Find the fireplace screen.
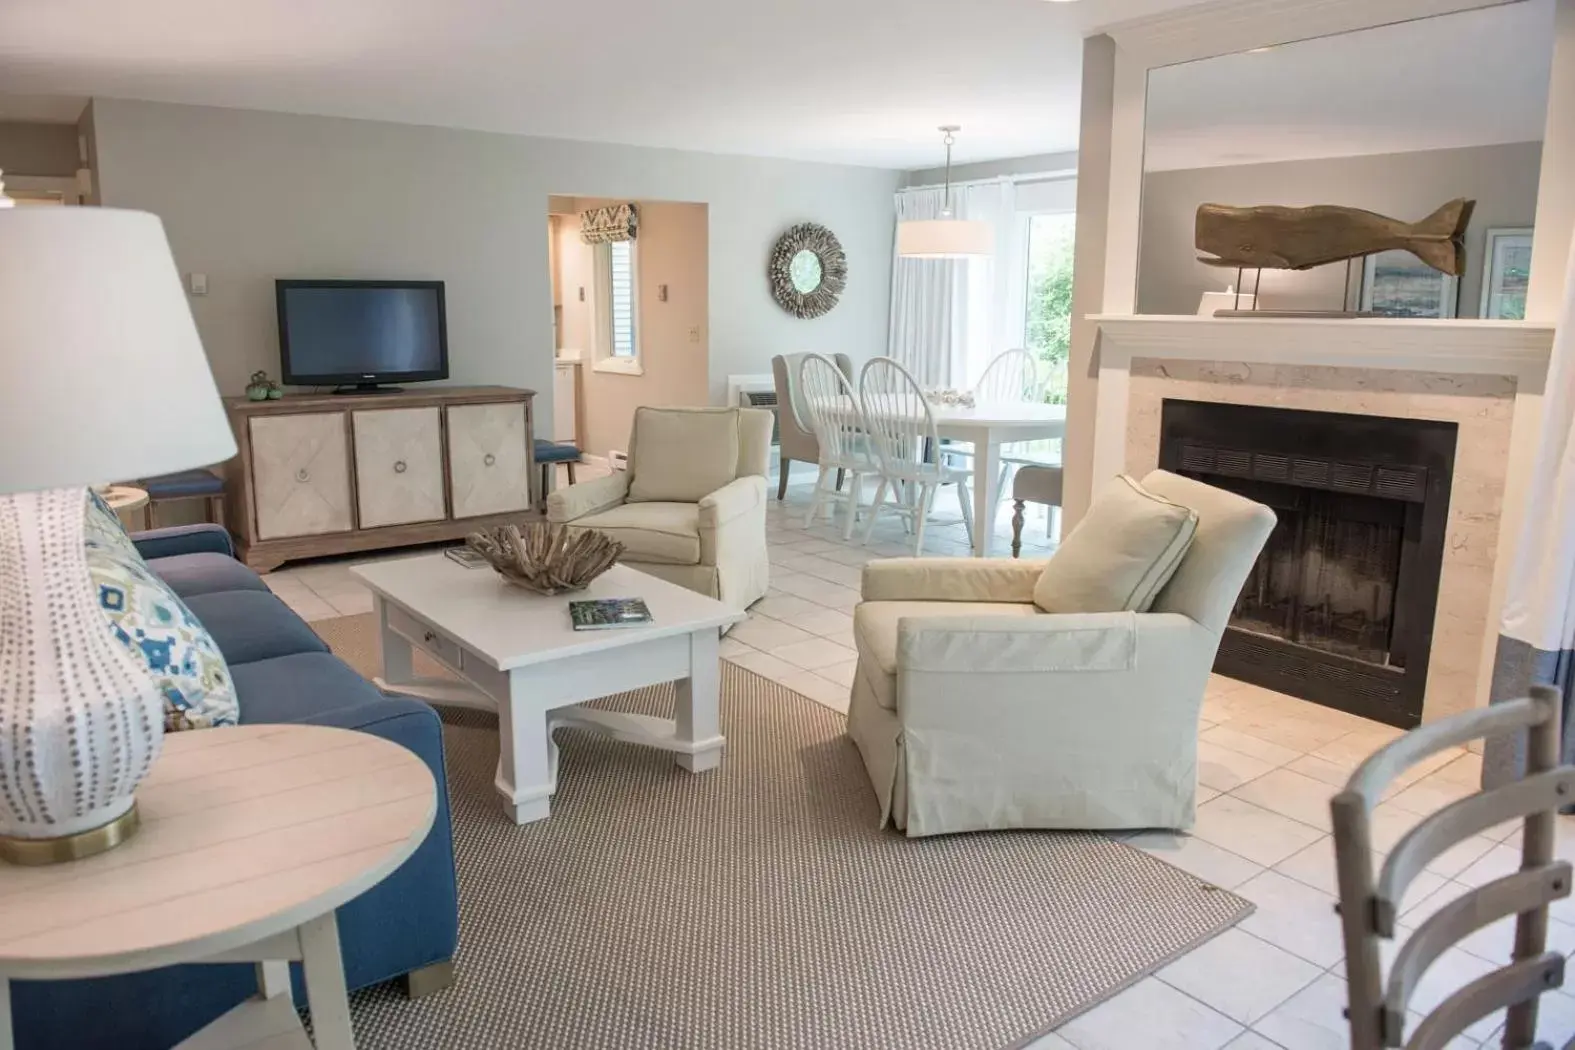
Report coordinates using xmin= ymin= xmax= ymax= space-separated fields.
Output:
xmin=1232 ymin=490 xmax=1406 ymax=667
xmin=1158 ymin=398 xmax=1456 ymax=727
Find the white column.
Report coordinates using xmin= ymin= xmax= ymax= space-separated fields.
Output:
xmin=1063 ymin=34 xmax=1118 ymax=530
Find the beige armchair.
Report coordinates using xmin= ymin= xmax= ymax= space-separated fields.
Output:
xmin=771 ymin=352 xmax=854 ymax=500
xmin=547 ymin=406 xmax=773 ymax=611
xmin=846 ymin=470 xmax=1276 ymax=837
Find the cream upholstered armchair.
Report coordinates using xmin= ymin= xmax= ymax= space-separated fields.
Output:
xmin=548 ymin=406 xmax=774 ymax=610
xmin=847 ymin=470 xmax=1276 ymax=838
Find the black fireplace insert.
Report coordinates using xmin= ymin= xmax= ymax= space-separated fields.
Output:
xmin=1158 ymin=400 xmax=1458 ymax=728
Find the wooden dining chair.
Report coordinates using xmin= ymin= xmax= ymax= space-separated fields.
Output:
xmin=971 ymin=349 xmax=1055 ymax=499
xmin=857 ymin=357 xmax=973 ymax=555
xmin=1332 ymin=683 xmax=1574 ymax=1050
xmin=796 ymin=352 xmax=876 ymax=540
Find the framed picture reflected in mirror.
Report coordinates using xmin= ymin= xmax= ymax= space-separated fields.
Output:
xmin=1479 ymin=227 xmax=1533 ymax=320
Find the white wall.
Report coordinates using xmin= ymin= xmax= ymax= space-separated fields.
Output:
xmin=89 ymin=99 xmax=900 ymax=438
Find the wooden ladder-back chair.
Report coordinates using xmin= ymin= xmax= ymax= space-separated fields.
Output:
xmin=1333 ymin=684 xmax=1574 ymax=1050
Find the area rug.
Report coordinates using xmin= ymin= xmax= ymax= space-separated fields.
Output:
xmin=313 ymin=612 xmax=1253 ymax=1049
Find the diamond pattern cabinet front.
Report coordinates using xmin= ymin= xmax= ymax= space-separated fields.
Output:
xmin=447 ymin=402 xmax=532 ymax=518
xmin=249 ymin=412 xmax=354 ymax=539
xmin=352 ymin=406 xmax=446 ymax=528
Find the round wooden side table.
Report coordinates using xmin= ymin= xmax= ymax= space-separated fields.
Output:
xmin=100 ymin=484 xmax=151 ymax=531
xmin=0 ymin=724 xmax=437 ymax=1050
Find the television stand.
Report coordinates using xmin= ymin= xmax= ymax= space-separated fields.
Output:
xmin=332 ymin=384 xmax=406 ymax=396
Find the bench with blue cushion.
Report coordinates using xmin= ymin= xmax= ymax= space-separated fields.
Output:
xmin=8 ymin=524 xmax=459 ymax=1050
xmin=534 ymin=439 xmax=581 ymax=506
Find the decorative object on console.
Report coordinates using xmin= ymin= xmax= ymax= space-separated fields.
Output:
xmin=1195 ymin=199 xmax=1475 ymax=274
xmin=768 ymin=222 xmax=848 ymax=319
xmin=898 ymin=127 xmax=994 ymax=258
xmin=468 ymin=522 xmax=623 ymax=595
xmin=0 ymin=169 xmax=13 ymax=208
xmin=0 ymin=207 xmax=236 ymax=865
xmin=1197 ymin=287 xmax=1257 ymax=315
xmin=1479 ymin=226 xmax=1534 ymax=320
xmin=580 ymin=202 xmax=638 ymax=244
xmin=245 ymin=370 xmax=281 ymax=401
xmin=923 ymin=387 xmax=976 ymax=408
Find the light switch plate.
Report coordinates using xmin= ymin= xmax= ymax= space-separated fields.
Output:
xmin=188 ymin=272 xmax=208 ymax=296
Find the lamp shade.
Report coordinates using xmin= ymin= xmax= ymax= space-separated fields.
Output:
xmin=897 ymin=217 xmax=995 ymax=259
xmin=0 ymin=208 xmax=235 ymax=495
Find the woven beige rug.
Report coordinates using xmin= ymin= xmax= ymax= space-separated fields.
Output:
xmin=312 ymin=612 xmax=1252 ymax=1050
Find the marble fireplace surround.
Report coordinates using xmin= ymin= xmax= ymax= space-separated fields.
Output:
xmin=1091 ymin=316 xmax=1555 ymax=722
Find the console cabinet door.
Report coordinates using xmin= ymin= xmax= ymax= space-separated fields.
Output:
xmin=249 ymin=413 xmax=353 ymax=539
xmin=353 ymin=407 xmax=446 ymax=528
xmin=448 ymin=402 xmax=532 ymax=518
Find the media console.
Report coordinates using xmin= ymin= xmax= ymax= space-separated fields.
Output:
xmin=223 ymin=385 xmax=537 ymax=572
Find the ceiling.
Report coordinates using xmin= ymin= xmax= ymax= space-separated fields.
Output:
xmin=0 ymin=0 xmax=1205 ymax=170
xmin=0 ymin=1 xmax=1554 ymax=173
xmin=1144 ymin=0 xmax=1554 ymax=171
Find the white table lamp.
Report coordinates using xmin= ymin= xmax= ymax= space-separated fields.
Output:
xmin=0 ymin=208 xmax=236 ymax=864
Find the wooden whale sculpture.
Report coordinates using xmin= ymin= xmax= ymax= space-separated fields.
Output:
xmin=1195 ymin=198 xmax=1475 ymax=276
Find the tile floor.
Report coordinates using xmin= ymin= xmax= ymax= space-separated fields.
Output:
xmin=262 ymin=463 xmax=1575 ymax=1050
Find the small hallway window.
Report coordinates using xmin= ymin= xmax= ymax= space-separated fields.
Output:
xmin=593 ymin=239 xmax=641 ymax=374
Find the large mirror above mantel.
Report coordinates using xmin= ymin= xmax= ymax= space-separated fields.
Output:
xmin=1136 ymin=0 xmax=1555 ymax=319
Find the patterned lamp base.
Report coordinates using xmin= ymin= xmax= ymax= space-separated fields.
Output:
xmin=0 ymin=487 xmax=164 ymax=864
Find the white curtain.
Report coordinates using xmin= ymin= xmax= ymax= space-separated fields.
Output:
xmin=1485 ymin=232 xmax=1575 ymax=783
xmin=887 ymin=179 xmax=1017 ymax=389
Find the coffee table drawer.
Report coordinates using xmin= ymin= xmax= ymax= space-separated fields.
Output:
xmin=387 ymin=605 xmax=464 ymax=673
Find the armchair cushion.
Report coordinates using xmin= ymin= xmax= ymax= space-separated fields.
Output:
xmin=853 ymin=600 xmax=1039 ymax=710
xmin=547 ymin=470 xmax=630 ymax=523
xmin=571 ymin=502 xmax=701 ymax=565
xmin=627 ymin=407 xmax=740 ymax=504
xmin=1033 ymin=473 xmax=1197 ymax=615
xmin=862 ymin=557 xmax=1049 ymax=604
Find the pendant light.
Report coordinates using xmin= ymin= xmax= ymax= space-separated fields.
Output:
xmin=898 ymin=126 xmax=994 ymax=259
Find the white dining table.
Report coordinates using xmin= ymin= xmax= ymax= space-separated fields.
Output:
xmin=930 ymin=402 xmax=1067 ymax=556
xmin=809 ymin=395 xmax=1067 ymax=557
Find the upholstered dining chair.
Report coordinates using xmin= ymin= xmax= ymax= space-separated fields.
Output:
xmin=1009 ymin=464 xmax=1064 ymax=557
xmin=858 ymin=357 xmax=974 ymax=556
xmin=548 ymin=406 xmax=773 ymax=612
xmin=846 ymin=470 xmax=1275 ymax=836
xmin=771 ymin=352 xmax=855 ymax=501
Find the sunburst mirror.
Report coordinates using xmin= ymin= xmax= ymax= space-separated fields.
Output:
xmin=769 ymin=223 xmax=847 ymax=319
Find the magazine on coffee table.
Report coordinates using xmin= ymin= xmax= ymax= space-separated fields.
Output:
xmin=569 ymin=598 xmax=653 ymax=631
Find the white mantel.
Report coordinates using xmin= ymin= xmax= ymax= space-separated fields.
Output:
xmin=1093 ymin=313 xmax=1556 ymax=717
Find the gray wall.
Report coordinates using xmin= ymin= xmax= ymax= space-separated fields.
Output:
xmin=906 ymin=150 xmax=1078 ymax=188
xmin=89 ymin=99 xmax=901 ymax=436
xmin=1137 ymin=141 xmax=1543 ymax=316
xmin=0 ymin=121 xmax=80 ymax=176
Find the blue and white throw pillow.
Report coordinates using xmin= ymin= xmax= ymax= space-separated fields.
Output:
xmin=83 ymin=494 xmax=239 ymax=732
xmin=85 ymin=489 xmax=140 ymax=560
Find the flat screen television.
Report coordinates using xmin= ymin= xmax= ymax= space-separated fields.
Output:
xmin=276 ymin=279 xmax=448 ymax=392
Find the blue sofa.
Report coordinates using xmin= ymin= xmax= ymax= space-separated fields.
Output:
xmin=10 ymin=525 xmax=459 ymax=1050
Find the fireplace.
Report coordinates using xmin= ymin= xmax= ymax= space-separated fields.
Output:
xmin=1158 ymin=400 xmax=1458 ymax=728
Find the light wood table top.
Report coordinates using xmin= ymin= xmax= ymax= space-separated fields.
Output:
xmin=0 ymin=723 xmax=436 ymax=981
xmin=100 ymin=484 xmax=149 ymax=513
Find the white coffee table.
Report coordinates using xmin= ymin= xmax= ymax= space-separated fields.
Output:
xmin=352 ymin=556 xmax=744 ymax=825
xmin=0 ymin=724 xmax=436 ymax=1050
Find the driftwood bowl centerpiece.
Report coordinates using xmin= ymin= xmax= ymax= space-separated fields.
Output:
xmin=466 ymin=523 xmax=623 ymax=596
